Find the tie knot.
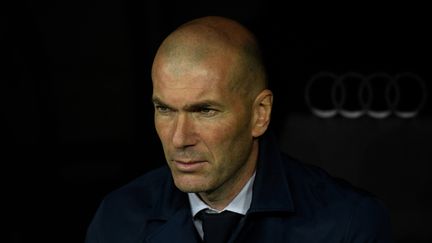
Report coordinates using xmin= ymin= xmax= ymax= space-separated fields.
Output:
xmin=198 ymin=210 xmax=241 ymax=220
xmin=197 ymin=210 xmax=243 ymax=243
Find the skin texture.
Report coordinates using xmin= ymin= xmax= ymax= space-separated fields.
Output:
xmin=151 ymin=16 xmax=273 ymax=210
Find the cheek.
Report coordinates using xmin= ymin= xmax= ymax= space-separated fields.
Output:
xmin=155 ymin=118 xmax=171 ymax=144
xmin=200 ymin=117 xmax=250 ymax=155
xmin=200 ymin=119 xmax=234 ymax=142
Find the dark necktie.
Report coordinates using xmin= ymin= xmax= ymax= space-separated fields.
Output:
xmin=198 ymin=210 xmax=243 ymax=243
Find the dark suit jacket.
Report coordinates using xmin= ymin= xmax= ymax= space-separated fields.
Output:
xmin=85 ymin=132 xmax=394 ymax=243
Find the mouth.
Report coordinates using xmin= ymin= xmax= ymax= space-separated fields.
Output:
xmin=172 ymin=160 xmax=207 ymax=172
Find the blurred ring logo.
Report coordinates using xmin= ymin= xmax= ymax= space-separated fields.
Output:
xmin=305 ymin=72 xmax=428 ymax=119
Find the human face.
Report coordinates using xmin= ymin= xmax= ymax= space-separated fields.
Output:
xmin=152 ymin=56 xmax=258 ymax=197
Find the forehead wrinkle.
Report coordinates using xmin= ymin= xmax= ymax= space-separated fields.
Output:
xmin=153 ymin=92 xmax=225 ymax=112
xmin=153 ymin=84 xmax=222 ymax=107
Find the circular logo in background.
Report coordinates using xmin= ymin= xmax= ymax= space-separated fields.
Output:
xmin=305 ymin=72 xmax=427 ymax=119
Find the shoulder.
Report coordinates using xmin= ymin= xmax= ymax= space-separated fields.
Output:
xmin=281 ymin=153 xmax=378 ymax=203
xmin=91 ymin=166 xmax=172 ymax=227
xmin=283 ymin=155 xmax=392 ymax=242
xmin=281 ymin=154 xmax=393 ymax=241
xmin=85 ymin=166 xmax=173 ymax=243
xmin=103 ymin=166 xmax=171 ymax=209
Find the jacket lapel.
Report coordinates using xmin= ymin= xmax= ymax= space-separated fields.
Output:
xmin=146 ymin=208 xmax=200 ymax=243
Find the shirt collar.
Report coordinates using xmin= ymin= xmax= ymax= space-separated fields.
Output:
xmin=188 ymin=172 xmax=256 ymax=217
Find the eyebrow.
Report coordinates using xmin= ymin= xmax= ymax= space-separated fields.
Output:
xmin=152 ymin=97 xmax=169 ymax=106
xmin=152 ymin=97 xmax=223 ymax=111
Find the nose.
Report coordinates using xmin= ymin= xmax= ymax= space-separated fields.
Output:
xmin=172 ymin=113 xmax=197 ymax=148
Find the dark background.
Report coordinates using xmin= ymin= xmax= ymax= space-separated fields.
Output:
xmin=3 ymin=1 xmax=431 ymax=242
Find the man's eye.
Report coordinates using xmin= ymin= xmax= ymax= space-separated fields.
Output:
xmin=155 ymin=106 xmax=170 ymax=113
xmin=199 ymin=108 xmax=217 ymax=116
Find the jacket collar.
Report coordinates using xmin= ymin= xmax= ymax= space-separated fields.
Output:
xmin=248 ymin=130 xmax=295 ymax=214
xmin=146 ymin=171 xmax=200 ymax=242
xmin=146 ymin=206 xmax=200 ymax=243
xmin=148 ymin=174 xmax=189 ymax=221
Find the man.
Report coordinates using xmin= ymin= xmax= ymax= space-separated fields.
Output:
xmin=85 ymin=16 xmax=394 ymax=243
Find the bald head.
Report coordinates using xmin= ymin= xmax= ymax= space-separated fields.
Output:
xmin=152 ymin=16 xmax=267 ymax=102
xmin=152 ymin=17 xmax=273 ymax=203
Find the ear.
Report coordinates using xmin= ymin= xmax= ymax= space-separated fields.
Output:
xmin=251 ymin=89 xmax=273 ymax=138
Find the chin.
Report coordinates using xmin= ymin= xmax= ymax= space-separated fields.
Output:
xmin=172 ymin=175 xmax=211 ymax=193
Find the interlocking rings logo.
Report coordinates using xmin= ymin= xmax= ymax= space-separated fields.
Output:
xmin=305 ymin=72 xmax=428 ymax=119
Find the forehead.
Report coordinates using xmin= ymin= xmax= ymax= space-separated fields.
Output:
xmin=152 ymin=60 xmax=235 ymax=106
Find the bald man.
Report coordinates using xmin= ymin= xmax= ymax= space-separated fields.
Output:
xmin=85 ymin=16 xmax=394 ymax=243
